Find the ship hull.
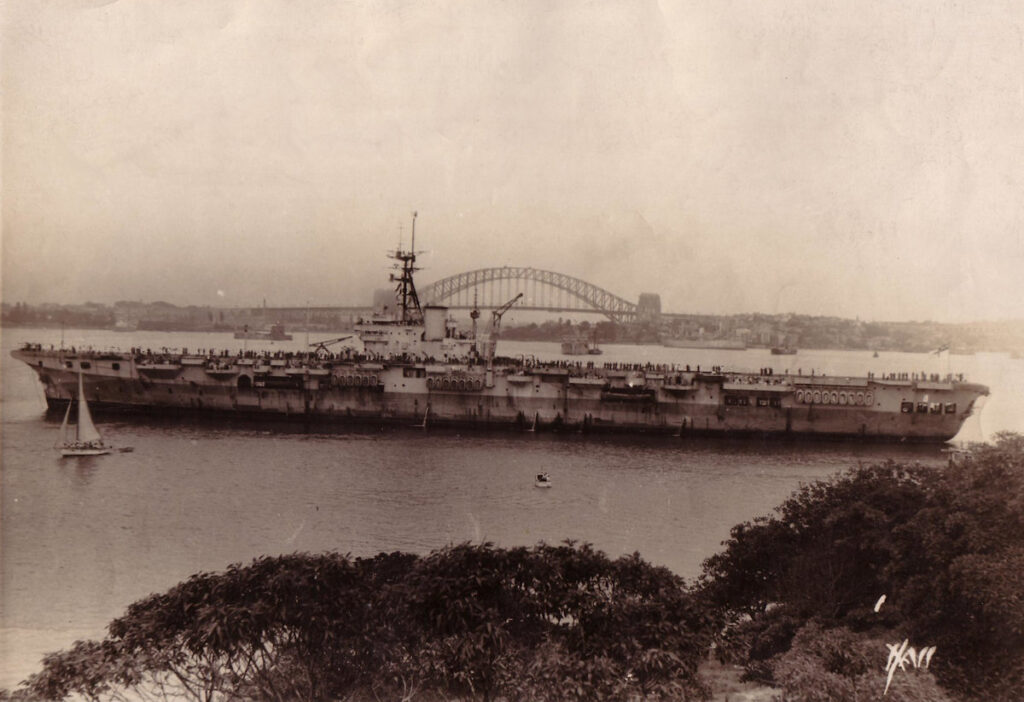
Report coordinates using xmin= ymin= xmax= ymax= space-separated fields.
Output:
xmin=14 ymin=346 xmax=987 ymax=444
xmin=663 ymin=339 xmax=747 ymax=350
xmin=60 ymin=446 xmax=111 ymax=457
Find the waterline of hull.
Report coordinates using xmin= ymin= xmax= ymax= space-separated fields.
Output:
xmin=41 ymin=396 xmax=963 ymax=444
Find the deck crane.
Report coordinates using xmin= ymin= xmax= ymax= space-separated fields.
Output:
xmin=308 ymin=335 xmax=354 ymax=357
xmin=484 ymin=293 xmax=523 ymax=384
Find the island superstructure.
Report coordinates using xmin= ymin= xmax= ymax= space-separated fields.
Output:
xmin=10 ymin=232 xmax=988 ymax=443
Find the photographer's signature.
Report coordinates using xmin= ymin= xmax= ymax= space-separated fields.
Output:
xmin=876 ymin=596 xmax=936 ymax=695
xmin=884 ymin=639 xmax=936 ymax=694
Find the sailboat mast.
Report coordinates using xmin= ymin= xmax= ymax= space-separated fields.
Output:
xmin=58 ymin=395 xmax=73 ymax=447
xmin=76 ymin=372 xmax=85 ymax=441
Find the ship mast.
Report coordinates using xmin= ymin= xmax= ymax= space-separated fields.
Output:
xmin=470 ymin=289 xmax=480 ymax=353
xmin=389 ymin=211 xmax=423 ymax=324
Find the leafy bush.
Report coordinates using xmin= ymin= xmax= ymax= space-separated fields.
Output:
xmin=711 ymin=606 xmax=802 ymax=685
xmin=885 ymin=434 xmax=1024 ymax=700
xmin=701 ymin=432 xmax=1024 ymax=701
xmin=772 ymin=620 xmax=952 ymax=702
xmin=13 ymin=542 xmax=714 ymax=702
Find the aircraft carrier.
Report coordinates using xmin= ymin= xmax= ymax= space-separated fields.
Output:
xmin=10 ymin=231 xmax=988 ymax=443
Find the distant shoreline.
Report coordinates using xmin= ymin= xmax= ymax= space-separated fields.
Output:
xmin=4 ymin=320 xmax=1023 ymax=356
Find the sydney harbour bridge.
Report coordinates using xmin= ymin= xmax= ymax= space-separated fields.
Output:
xmin=419 ymin=267 xmax=660 ymax=323
xmin=268 ymin=267 xmax=663 ymax=325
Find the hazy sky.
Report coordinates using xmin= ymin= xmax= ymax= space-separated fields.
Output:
xmin=3 ymin=0 xmax=1023 ymax=322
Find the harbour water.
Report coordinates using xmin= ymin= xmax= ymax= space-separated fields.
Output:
xmin=2 ymin=327 xmax=1021 ymax=689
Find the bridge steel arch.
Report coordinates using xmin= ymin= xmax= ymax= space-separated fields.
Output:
xmin=420 ymin=267 xmax=638 ymax=323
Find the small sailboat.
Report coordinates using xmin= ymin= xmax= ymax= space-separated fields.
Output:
xmin=534 ymin=472 xmax=552 ymax=488
xmin=527 ymin=412 xmax=538 ymax=433
xmin=58 ymin=373 xmax=111 ymax=457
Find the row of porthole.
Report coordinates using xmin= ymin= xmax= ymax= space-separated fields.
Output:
xmin=339 ymin=374 xmax=378 ymax=387
xmin=796 ymin=389 xmax=873 ymax=406
xmin=427 ymin=376 xmax=484 ymax=392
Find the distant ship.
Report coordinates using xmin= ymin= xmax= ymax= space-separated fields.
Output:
xmin=771 ymin=347 xmax=797 ymax=355
xmin=10 ymin=217 xmax=989 ymax=443
xmin=234 ymin=323 xmax=293 ymax=341
xmin=561 ymin=333 xmax=602 ymax=355
xmin=662 ymin=337 xmax=747 ymax=351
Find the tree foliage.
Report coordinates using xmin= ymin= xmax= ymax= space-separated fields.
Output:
xmin=12 ymin=542 xmax=713 ymax=702
xmin=700 ymin=432 xmax=1024 ymax=701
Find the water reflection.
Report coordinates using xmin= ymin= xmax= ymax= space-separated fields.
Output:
xmin=66 ymin=455 xmax=102 ymax=485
